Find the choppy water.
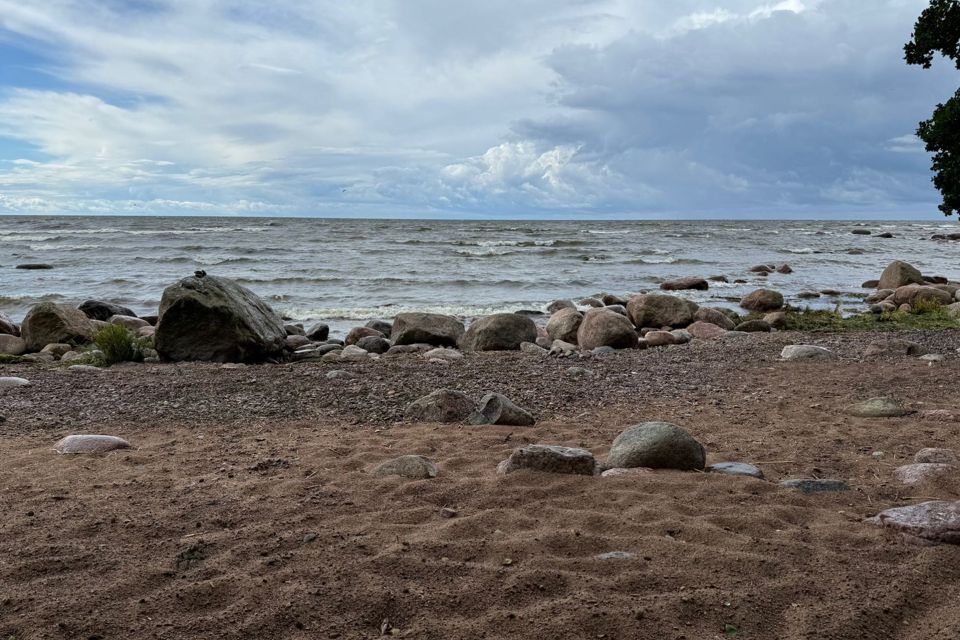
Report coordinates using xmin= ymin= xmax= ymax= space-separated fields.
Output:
xmin=2 ymin=216 xmax=959 ymax=336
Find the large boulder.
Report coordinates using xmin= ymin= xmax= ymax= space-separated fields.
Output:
xmin=0 ymin=311 xmax=19 ymax=336
xmin=739 ymin=289 xmax=784 ymax=312
xmin=460 ymin=313 xmax=537 ymax=352
xmin=626 ymin=294 xmax=698 ymax=328
xmin=21 ymin=303 xmax=96 ymax=351
xmin=546 ymin=308 xmax=583 ymax=344
xmin=577 ymin=309 xmax=639 ymax=350
xmin=693 ymin=307 xmax=736 ymax=330
xmin=78 ymin=300 xmax=138 ymax=321
xmin=391 ymin=313 xmax=464 ymax=347
xmin=606 ymin=422 xmax=706 ymax=471
xmin=404 ymin=389 xmax=474 ymax=423
xmin=878 ymin=260 xmax=924 ymax=290
xmin=891 ymin=285 xmax=954 ymax=307
xmin=868 ymin=501 xmax=960 ymax=545
xmin=154 ymin=275 xmax=286 ymax=363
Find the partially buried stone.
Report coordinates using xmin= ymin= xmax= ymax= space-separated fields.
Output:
xmin=0 ymin=377 xmax=30 ymax=388
xmin=780 ymin=345 xmax=837 ymax=361
xmin=600 ymin=467 xmax=653 ymax=478
xmin=595 ymin=551 xmax=635 ymax=560
xmin=325 ymin=369 xmax=354 ymax=380
xmin=706 ymin=462 xmax=764 ymax=479
xmin=895 ymin=463 xmax=954 ymax=485
xmin=606 ymin=422 xmax=706 ymax=471
xmin=404 ymin=389 xmax=475 ymax=423
xmin=915 ymin=448 xmax=959 ymax=465
xmin=780 ymin=478 xmax=849 ymax=493
xmin=567 ymin=366 xmax=594 ymax=378
xmin=868 ymin=501 xmax=960 ymax=545
xmin=54 ymin=434 xmax=132 ymax=454
xmin=372 ymin=455 xmax=438 ymax=479
xmin=846 ymin=397 xmax=911 ymax=418
xmin=470 ymin=393 xmax=535 ymax=426
xmin=497 ymin=445 xmax=596 ymax=476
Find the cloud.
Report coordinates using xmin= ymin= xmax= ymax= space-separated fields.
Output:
xmin=0 ymin=0 xmax=954 ymax=217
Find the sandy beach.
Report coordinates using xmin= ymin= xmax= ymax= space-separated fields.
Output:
xmin=3 ymin=330 xmax=960 ymax=639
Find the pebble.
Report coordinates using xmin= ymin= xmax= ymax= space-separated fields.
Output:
xmin=567 ymin=367 xmax=594 ymax=378
xmin=0 ymin=376 xmax=30 ymax=388
xmin=53 ymin=434 xmax=132 ymax=454
xmin=706 ymin=462 xmax=764 ymax=479
xmin=68 ymin=365 xmax=103 ymax=373
xmin=325 ymin=370 xmax=355 ymax=380
xmin=919 ymin=353 xmax=945 ymax=362
xmin=780 ymin=345 xmax=837 ymax=361
xmin=780 ymin=478 xmax=849 ymax=493
xmin=595 ymin=551 xmax=636 ymax=560
xmin=600 ymin=467 xmax=653 ymax=478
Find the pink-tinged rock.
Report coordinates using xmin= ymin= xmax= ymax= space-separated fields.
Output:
xmin=137 ymin=325 xmax=156 ymax=338
xmin=600 ymin=467 xmax=653 ymax=478
xmin=644 ymin=330 xmax=677 ymax=347
xmin=109 ymin=314 xmax=150 ymax=330
xmin=893 ymin=463 xmax=954 ymax=486
xmin=687 ymin=321 xmax=728 ymax=340
xmin=868 ymin=501 xmax=960 ymax=545
xmin=53 ymin=435 xmax=132 ymax=454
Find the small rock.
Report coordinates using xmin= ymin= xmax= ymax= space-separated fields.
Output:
xmin=645 ymin=330 xmax=677 ymax=347
xmin=740 ymin=289 xmax=784 ymax=312
xmin=325 ymin=370 xmax=354 ymax=380
xmin=919 ymin=353 xmax=945 ymax=362
xmin=660 ymin=277 xmax=708 ymax=291
xmin=734 ymin=319 xmax=771 ymax=333
xmin=864 ymin=339 xmax=925 ymax=357
xmin=440 ymin=507 xmax=458 ymax=518
xmin=0 ymin=376 xmax=30 ymax=388
xmin=846 ymin=397 xmax=911 ymax=418
xmin=53 ymin=434 xmax=132 ymax=454
xmin=686 ymin=321 xmax=728 ymax=340
xmin=520 ymin=341 xmax=548 ymax=356
xmin=305 ymin=323 xmax=329 ymax=341
xmin=780 ymin=479 xmax=849 ymax=493
xmin=706 ymin=462 xmax=764 ymax=479
xmin=497 ymin=445 xmax=596 ymax=476
xmin=600 ymin=467 xmax=653 ymax=478
xmin=355 ymin=335 xmax=390 ymax=354
xmin=566 ymin=366 xmax=594 ymax=378
xmin=423 ymin=348 xmax=463 ymax=361
xmin=68 ymin=365 xmax=102 ymax=373
xmin=372 ymin=455 xmax=438 ymax=479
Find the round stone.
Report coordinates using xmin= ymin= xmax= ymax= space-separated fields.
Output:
xmin=606 ymin=422 xmax=705 ymax=471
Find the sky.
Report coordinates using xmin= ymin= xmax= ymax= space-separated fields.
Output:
xmin=0 ymin=0 xmax=956 ymax=219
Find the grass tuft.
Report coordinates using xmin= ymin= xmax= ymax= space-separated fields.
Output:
xmin=92 ymin=324 xmax=148 ymax=365
xmin=782 ymin=302 xmax=959 ymax=332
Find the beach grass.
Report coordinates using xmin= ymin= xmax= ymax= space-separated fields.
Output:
xmin=92 ymin=324 xmax=148 ymax=365
xmin=782 ymin=302 xmax=960 ymax=332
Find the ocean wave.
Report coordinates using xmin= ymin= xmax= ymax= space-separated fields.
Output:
xmin=582 ymin=229 xmax=632 ymax=235
xmin=278 ymin=303 xmax=545 ymax=321
xmin=625 ymin=257 xmax=708 ymax=265
xmin=782 ymin=247 xmax=818 ymax=254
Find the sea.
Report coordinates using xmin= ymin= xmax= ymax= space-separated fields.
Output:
xmin=2 ymin=216 xmax=959 ymax=337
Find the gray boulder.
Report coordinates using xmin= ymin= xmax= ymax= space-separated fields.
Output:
xmin=546 ymin=308 xmax=583 ymax=344
xmin=391 ymin=313 xmax=464 ymax=347
xmin=365 ymin=319 xmax=393 ymax=335
xmin=686 ymin=321 xmax=728 ymax=340
xmin=470 ymin=393 xmax=535 ymax=426
xmin=78 ymin=300 xmax=137 ymax=321
xmin=606 ymin=422 xmax=706 ymax=471
xmin=21 ymin=303 xmax=96 ymax=352
xmin=404 ymin=389 xmax=474 ymax=423
xmin=497 ymin=445 xmax=596 ymax=476
xmin=460 ymin=313 xmax=537 ymax=352
xmin=626 ymin=294 xmax=698 ymax=328
xmin=356 ymin=335 xmax=391 ymax=354
xmin=155 ymin=274 xmax=286 ymax=363
xmin=740 ymin=289 xmax=784 ymax=312
xmin=878 ymin=260 xmax=924 ymax=290
xmin=693 ymin=307 xmax=736 ymax=330
xmin=546 ymin=299 xmax=576 ymax=314
xmin=305 ymin=323 xmax=329 ymax=341
xmin=577 ymin=309 xmax=639 ymax=350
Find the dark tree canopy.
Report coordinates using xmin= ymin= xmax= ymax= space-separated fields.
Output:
xmin=906 ymin=0 xmax=960 ymax=217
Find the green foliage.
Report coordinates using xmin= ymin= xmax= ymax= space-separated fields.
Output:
xmin=906 ymin=1 xmax=960 ymax=216
xmin=783 ymin=303 xmax=959 ymax=332
xmin=92 ymin=324 xmax=146 ymax=365
xmin=0 ymin=354 xmax=24 ymax=364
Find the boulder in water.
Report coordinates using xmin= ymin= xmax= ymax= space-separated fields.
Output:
xmin=78 ymin=300 xmax=138 ymax=321
xmin=626 ymin=294 xmax=698 ymax=328
xmin=878 ymin=260 xmax=924 ymax=290
xmin=739 ymin=289 xmax=784 ymax=312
